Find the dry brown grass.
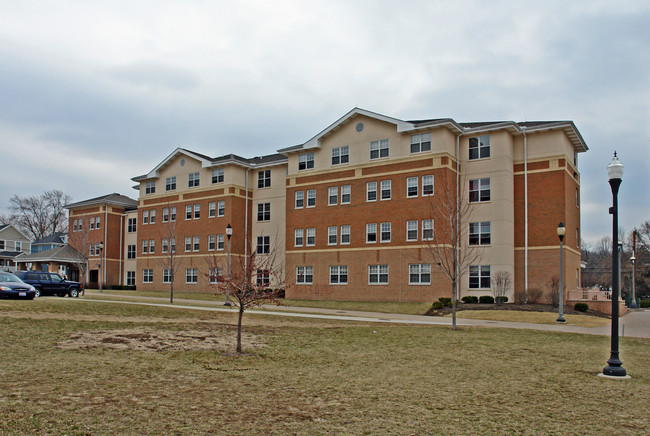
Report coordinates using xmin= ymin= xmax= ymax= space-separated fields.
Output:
xmin=0 ymin=299 xmax=648 ymax=435
xmin=450 ymin=310 xmax=610 ymax=327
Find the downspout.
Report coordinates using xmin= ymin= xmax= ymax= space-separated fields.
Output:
xmin=523 ymin=129 xmax=529 ymax=303
xmin=456 ymin=133 xmax=460 ymax=302
xmin=104 ymin=203 xmax=108 ymax=287
xmin=119 ymin=212 xmax=127 ymax=286
xmin=244 ymin=166 xmax=252 ymax=271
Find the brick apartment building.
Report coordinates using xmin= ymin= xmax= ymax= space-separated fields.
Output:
xmin=68 ymin=108 xmax=587 ymax=303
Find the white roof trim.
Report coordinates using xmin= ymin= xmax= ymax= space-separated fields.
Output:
xmin=139 ymin=148 xmax=213 ymax=180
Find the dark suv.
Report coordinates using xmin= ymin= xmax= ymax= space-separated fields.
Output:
xmin=14 ymin=271 xmax=83 ymax=298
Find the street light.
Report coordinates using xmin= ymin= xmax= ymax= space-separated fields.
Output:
xmin=556 ymin=222 xmax=566 ymax=323
xmin=603 ymin=152 xmax=627 ymax=377
xmin=630 ymin=254 xmax=637 ymax=309
xmin=224 ymin=224 xmax=233 ymax=306
xmin=98 ymin=241 xmax=104 ymax=293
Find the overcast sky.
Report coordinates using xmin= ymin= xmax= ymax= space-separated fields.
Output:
xmin=1 ymin=0 xmax=648 ymax=245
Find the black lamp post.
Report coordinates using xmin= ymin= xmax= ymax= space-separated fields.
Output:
xmin=556 ymin=222 xmax=566 ymax=323
xmin=98 ymin=241 xmax=104 ymax=293
xmin=630 ymin=254 xmax=637 ymax=309
xmin=603 ymin=152 xmax=627 ymax=377
xmin=224 ymin=224 xmax=232 ymax=306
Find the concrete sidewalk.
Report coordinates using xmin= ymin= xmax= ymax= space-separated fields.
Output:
xmin=81 ymin=291 xmax=650 ymax=338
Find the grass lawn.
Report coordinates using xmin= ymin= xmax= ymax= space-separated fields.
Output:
xmin=450 ymin=310 xmax=610 ymax=327
xmin=3 ymin=298 xmax=647 ymax=435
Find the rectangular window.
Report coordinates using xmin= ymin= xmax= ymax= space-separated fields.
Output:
xmin=329 ymin=265 xmax=348 ymax=284
xmin=328 ymin=226 xmax=337 ymax=245
xmin=89 ymin=243 xmax=94 ymax=257
xmin=258 ymin=169 xmax=271 ymax=188
xmin=170 ymin=207 xmax=176 ymax=222
xmin=127 ymin=244 xmax=136 ymax=259
xmin=217 ymin=234 xmax=224 ymax=250
xmin=142 ymin=240 xmax=148 ymax=254
xmin=209 ymin=267 xmax=222 ymax=284
xmin=422 ymin=219 xmax=434 ymax=241
xmin=145 ymin=180 xmax=156 ymax=194
xmin=256 ymin=269 xmax=270 ymax=287
xmin=407 ymin=220 xmax=418 ymax=241
xmin=257 ymin=236 xmax=270 ymax=254
xmin=367 ymin=182 xmax=377 ymax=201
xmin=422 ymin=175 xmax=434 ymax=196
xmin=307 ymin=189 xmax=316 ymax=207
xmin=90 ymin=217 xmax=95 ymax=230
xmin=212 ymin=168 xmax=224 ymax=184
xmin=381 ymin=180 xmax=391 ymax=200
xmin=257 ymin=203 xmax=271 ymax=221
xmin=128 ymin=218 xmax=136 ymax=233
xmin=193 ymin=236 xmax=200 ymax=252
xmin=340 ymin=225 xmax=350 ymax=244
xmin=166 ymin=176 xmax=176 ymax=191
xmin=409 ymin=264 xmax=431 ymax=284
xmin=218 ymin=201 xmax=225 ymax=217
xmin=370 ymin=139 xmax=389 ymax=159
xmin=306 ymin=228 xmax=315 ymax=246
xmin=295 ymin=229 xmax=304 ymax=247
xmin=143 ymin=210 xmax=149 ymax=225
xmin=163 ymin=208 xmax=169 ymax=222
xmin=295 ymin=191 xmax=304 ymax=208
xmin=148 ymin=239 xmax=155 ymax=254
xmin=185 ymin=205 xmax=192 ymax=220
xmin=170 ymin=238 xmax=176 ymax=253
xmin=143 ymin=269 xmax=153 ymax=283
xmin=341 ymin=185 xmax=351 ymax=204
xmin=73 ymin=220 xmax=78 ymax=232
xmin=163 ymin=269 xmax=171 ymax=284
xmin=96 ymin=217 xmax=100 ymax=229
xmin=369 ymin=264 xmax=389 ymax=284
xmin=469 ymin=178 xmax=491 ymax=203
xmin=126 ymin=271 xmax=135 ymax=286
xmin=469 ymin=265 xmax=491 ymax=289
xmin=410 ymin=132 xmax=431 ymax=153
xmin=332 ymin=146 xmax=349 ymax=165
xmin=186 ymin=268 xmax=198 ymax=284
xmin=380 ymin=222 xmax=391 ymax=242
xmin=366 ymin=223 xmax=377 ymax=243
xmin=208 ymin=235 xmax=216 ymax=251
xmin=407 ymin=177 xmax=418 ymax=197
xmin=209 ymin=202 xmax=216 ymax=218
xmin=78 ymin=220 xmax=83 ymax=231
xmin=298 ymin=152 xmax=314 ymax=170
xmin=149 ymin=210 xmax=156 ymax=224
xmin=469 ymin=222 xmax=491 ymax=246
xmin=296 ymin=266 xmax=313 ymax=284
xmin=188 ymin=172 xmax=200 ymax=187
xmin=328 ymin=187 xmax=338 ymax=205
xmin=162 ymin=238 xmax=169 ymax=253
xmin=185 ymin=237 xmax=192 ymax=252
xmin=95 ymin=244 xmax=100 ymax=256
xmin=469 ymin=135 xmax=490 ymax=160
xmin=194 ymin=204 xmax=200 ymax=219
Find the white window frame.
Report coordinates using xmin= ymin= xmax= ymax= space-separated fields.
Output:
xmin=163 ymin=207 xmax=169 ymax=222
xmin=469 ymin=265 xmax=491 ymax=289
xmin=329 ymin=265 xmax=348 ymax=285
xmin=186 ymin=268 xmax=198 ymax=284
xmin=469 ymin=222 xmax=491 ymax=246
xmin=469 ymin=178 xmax=491 ymax=203
xmin=328 ymin=187 xmax=338 ymax=206
xmin=258 ymin=169 xmax=271 ymax=188
xmin=341 ymin=185 xmax=351 ymax=204
xmin=469 ymin=135 xmax=490 ymax=160
xmin=142 ymin=269 xmax=153 ymax=283
xmin=165 ymin=176 xmax=176 ymax=191
xmin=185 ymin=205 xmax=192 ymax=220
xmin=328 ymin=226 xmax=337 ymax=245
xmin=366 ymin=223 xmax=377 ymax=243
xmin=194 ymin=204 xmax=200 ymax=219
xmin=366 ymin=182 xmax=377 ymax=202
xmin=368 ymin=264 xmax=389 ymax=285
xmin=422 ymin=219 xmax=434 ymax=241
xmin=143 ymin=210 xmax=149 ymax=225
xmin=193 ymin=236 xmax=200 ymax=252
xmin=409 ymin=264 xmax=431 ymax=285
xmin=340 ymin=225 xmax=350 ymax=245
xmin=307 ymin=189 xmax=316 ymax=207
xmin=370 ymin=139 xmax=389 ymax=159
xmin=407 ymin=177 xmax=418 ymax=197
xmin=407 ymin=220 xmax=418 ymax=241
xmin=163 ymin=269 xmax=172 ymax=284
xmin=298 ymin=152 xmax=314 ymax=170
xmin=422 ymin=175 xmax=434 ymax=196
xmin=294 ymin=229 xmax=304 ymax=247
xmin=209 ymin=202 xmax=216 ymax=218
xmin=188 ymin=172 xmax=200 ymax=187
xmin=257 ymin=236 xmax=270 ymax=254
xmin=257 ymin=203 xmax=271 ymax=222
xmin=306 ymin=228 xmax=315 ymax=247
xmin=208 ymin=234 xmax=216 ymax=251
xmin=217 ymin=234 xmax=225 ymax=250
xmin=212 ymin=168 xmax=224 ymax=184
xmin=332 ymin=146 xmax=349 ymax=165
xmin=380 ymin=222 xmax=391 ymax=243
xmin=296 ymin=266 xmax=313 ymax=284
xmin=217 ymin=201 xmax=225 ymax=217
xmin=295 ymin=191 xmax=304 ymax=208
xmin=410 ymin=132 xmax=431 ymax=153
xmin=145 ymin=180 xmax=156 ymax=194
xmin=380 ymin=180 xmax=391 ymax=200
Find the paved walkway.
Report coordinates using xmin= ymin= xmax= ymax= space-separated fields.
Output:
xmin=79 ymin=292 xmax=650 ymax=339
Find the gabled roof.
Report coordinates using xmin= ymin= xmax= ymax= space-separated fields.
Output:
xmin=131 ymin=147 xmax=289 ymax=182
xmin=0 ymin=223 xmax=32 ymax=242
xmin=16 ymin=245 xmax=86 ymax=264
xmin=278 ymin=108 xmax=588 ymax=154
xmin=32 ymin=232 xmax=67 ymax=245
xmin=65 ymin=193 xmax=138 ymax=210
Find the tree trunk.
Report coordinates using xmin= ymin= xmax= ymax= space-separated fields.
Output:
xmin=237 ymin=306 xmax=244 ymax=353
xmin=170 ymin=281 xmax=174 ymax=304
xmin=452 ymin=278 xmax=457 ymax=330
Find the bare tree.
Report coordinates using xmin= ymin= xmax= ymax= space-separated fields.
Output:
xmin=421 ymin=170 xmax=482 ymax=330
xmin=67 ymin=216 xmax=90 ymax=291
xmin=1 ymin=190 xmax=71 ymax=240
xmin=491 ymin=271 xmax=512 ymax=305
xmin=206 ymin=243 xmax=284 ymax=354
xmin=155 ymin=204 xmax=184 ymax=304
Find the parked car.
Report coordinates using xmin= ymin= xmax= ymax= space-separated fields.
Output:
xmin=0 ymin=272 xmax=36 ymax=300
xmin=13 ymin=271 xmax=82 ymax=298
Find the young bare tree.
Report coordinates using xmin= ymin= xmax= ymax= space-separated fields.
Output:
xmin=422 ymin=170 xmax=483 ymax=330
xmin=1 ymin=190 xmax=71 ymax=240
xmin=67 ymin=216 xmax=90 ymax=292
xmin=206 ymin=241 xmax=284 ymax=354
xmin=155 ymin=204 xmax=184 ymax=304
xmin=492 ymin=271 xmax=512 ymax=305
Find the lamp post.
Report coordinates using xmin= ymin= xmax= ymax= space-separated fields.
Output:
xmin=98 ymin=241 xmax=104 ymax=293
xmin=556 ymin=222 xmax=566 ymax=323
xmin=603 ymin=152 xmax=626 ymax=377
xmin=630 ymin=254 xmax=637 ymax=309
xmin=224 ymin=224 xmax=232 ymax=306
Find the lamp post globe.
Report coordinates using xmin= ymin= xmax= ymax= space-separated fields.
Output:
xmin=556 ymin=222 xmax=566 ymax=323
xmin=603 ymin=152 xmax=627 ymax=377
